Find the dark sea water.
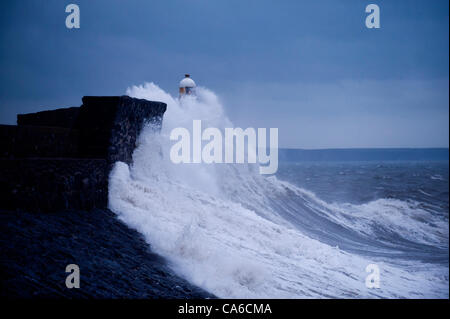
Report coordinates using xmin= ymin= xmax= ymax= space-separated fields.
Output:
xmin=277 ymin=161 xmax=449 ymax=210
xmin=276 ymin=160 xmax=449 ymax=265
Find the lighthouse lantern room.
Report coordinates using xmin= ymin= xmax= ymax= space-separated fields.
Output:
xmin=179 ymin=74 xmax=196 ymax=96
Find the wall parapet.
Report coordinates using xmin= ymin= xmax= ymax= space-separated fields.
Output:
xmin=0 ymin=96 xmax=166 ymax=212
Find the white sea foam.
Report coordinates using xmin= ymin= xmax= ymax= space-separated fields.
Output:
xmin=108 ymin=82 xmax=449 ymax=298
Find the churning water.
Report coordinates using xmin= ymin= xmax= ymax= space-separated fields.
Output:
xmin=108 ymin=83 xmax=448 ymax=298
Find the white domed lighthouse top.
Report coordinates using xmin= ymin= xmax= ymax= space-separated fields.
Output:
xmin=179 ymin=74 xmax=196 ymax=88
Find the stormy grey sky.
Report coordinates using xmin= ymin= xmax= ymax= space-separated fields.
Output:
xmin=0 ymin=0 xmax=448 ymax=148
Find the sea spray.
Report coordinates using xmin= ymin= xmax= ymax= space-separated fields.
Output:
xmin=108 ymin=82 xmax=448 ymax=298
xmin=168 ymin=119 xmax=279 ymax=174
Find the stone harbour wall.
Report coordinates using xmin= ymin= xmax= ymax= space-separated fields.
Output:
xmin=0 ymin=96 xmax=166 ymax=212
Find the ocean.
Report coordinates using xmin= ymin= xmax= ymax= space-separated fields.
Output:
xmin=276 ymin=161 xmax=449 ymax=264
xmin=108 ymin=83 xmax=449 ymax=298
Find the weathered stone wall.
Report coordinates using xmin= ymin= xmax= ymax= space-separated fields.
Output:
xmin=0 ymin=95 xmax=166 ymax=212
xmin=0 ymin=159 xmax=108 ymax=212
xmin=77 ymin=96 xmax=166 ymax=164
xmin=0 ymin=96 xmax=214 ymax=299
xmin=0 ymin=125 xmax=80 ymax=158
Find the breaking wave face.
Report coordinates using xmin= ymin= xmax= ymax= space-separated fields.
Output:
xmin=108 ymin=82 xmax=449 ymax=298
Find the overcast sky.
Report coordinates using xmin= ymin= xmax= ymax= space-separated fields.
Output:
xmin=0 ymin=0 xmax=448 ymax=148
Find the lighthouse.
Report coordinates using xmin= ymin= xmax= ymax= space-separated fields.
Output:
xmin=179 ymin=74 xmax=196 ymax=97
